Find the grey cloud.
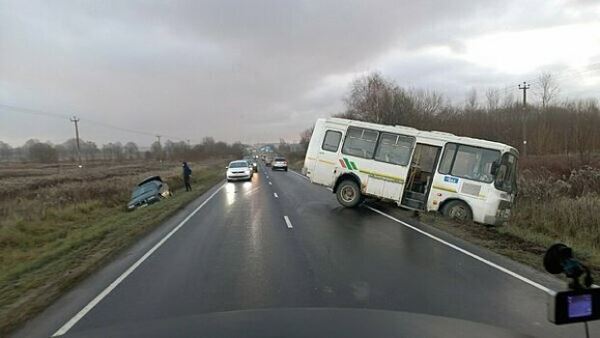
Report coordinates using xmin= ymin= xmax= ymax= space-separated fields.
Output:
xmin=1 ymin=0 xmax=598 ymax=145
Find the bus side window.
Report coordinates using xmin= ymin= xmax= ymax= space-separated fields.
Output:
xmin=322 ymin=130 xmax=342 ymax=152
xmin=438 ymin=144 xmax=457 ymax=174
xmin=374 ymin=133 xmax=414 ymax=165
xmin=341 ymin=127 xmax=378 ymax=159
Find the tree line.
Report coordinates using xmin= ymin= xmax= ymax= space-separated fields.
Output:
xmin=334 ymin=72 xmax=600 ymax=161
xmin=0 ymin=137 xmax=246 ymax=163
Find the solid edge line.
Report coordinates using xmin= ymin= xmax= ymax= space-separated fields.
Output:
xmin=290 ymin=170 xmax=309 ymax=180
xmin=284 ymin=216 xmax=293 ymax=228
xmin=274 ymin=192 xmax=279 ymax=198
xmin=365 ymin=206 xmax=555 ymax=295
xmin=52 ymin=183 xmax=227 ymax=336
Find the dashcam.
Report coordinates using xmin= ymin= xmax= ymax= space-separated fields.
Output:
xmin=548 ymin=288 xmax=600 ymax=325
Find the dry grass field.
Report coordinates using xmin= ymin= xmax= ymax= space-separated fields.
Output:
xmin=0 ymin=160 xmax=225 ymax=335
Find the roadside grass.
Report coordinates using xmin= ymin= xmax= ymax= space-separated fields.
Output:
xmin=0 ymin=161 xmax=224 ymax=336
xmin=289 ymin=160 xmax=304 ymax=172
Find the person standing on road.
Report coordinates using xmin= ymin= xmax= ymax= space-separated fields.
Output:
xmin=182 ymin=161 xmax=192 ymax=191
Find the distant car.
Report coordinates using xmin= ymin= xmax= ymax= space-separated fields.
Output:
xmin=244 ymin=156 xmax=258 ymax=172
xmin=272 ymin=157 xmax=288 ymax=171
xmin=265 ymin=156 xmax=273 ymax=166
xmin=227 ymin=160 xmax=253 ymax=181
xmin=127 ymin=176 xmax=171 ymax=210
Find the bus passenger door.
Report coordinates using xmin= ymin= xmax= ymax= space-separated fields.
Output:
xmin=401 ymin=143 xmax=441 ymax=210
xmin=367 ymin=132 xmax=414 ymax=201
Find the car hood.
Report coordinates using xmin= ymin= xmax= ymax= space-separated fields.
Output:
xmin=61 ymin=307 xmax=532 ymax=338
xmin=228 ymin=167 xmax=250 ymax=173
xmin=128 ymin=191 xmax=157 ymax=206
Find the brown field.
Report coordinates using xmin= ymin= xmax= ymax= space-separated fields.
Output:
xmin=0 ymin=159 xmax=226 ymax=335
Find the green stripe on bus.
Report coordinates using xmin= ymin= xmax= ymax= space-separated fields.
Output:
xmin=343 ymin=158 xmax=353 ymax=170
xmin=350 ymin=161 xmax=358 ymax=170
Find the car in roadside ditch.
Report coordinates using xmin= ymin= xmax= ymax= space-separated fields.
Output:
xmin=127 ymin=176 xmax=172 ymax=210
xmin=272 ymin=157 xmax=288 ymax=171
xmin=226 ymin=160 xmax=253 ymax=181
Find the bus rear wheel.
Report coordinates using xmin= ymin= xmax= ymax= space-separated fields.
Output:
xmin=336 ymin=180 xmax=362 ymax=208
xmin=442 ymin=200 xmax=472 ymax=222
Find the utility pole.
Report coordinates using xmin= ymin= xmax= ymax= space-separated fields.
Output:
xmin=70 ymin=115 xmax=82 ymax=165
xmin=155 ymin=135 xmax=162 ymax=164
xmin=518 ymin=81 xmax=530 ymax=157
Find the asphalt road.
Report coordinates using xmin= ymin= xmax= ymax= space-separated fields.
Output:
xmin=14 ymin=162 xmax=598 ymax=338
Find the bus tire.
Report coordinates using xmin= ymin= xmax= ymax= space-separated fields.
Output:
xmin=336 ymin=179 xmax=362 ymax=208
xmin=442 ymin=200 xmax=473 ymax=222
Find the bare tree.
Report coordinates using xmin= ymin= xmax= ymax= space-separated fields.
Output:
xmin=0 ymin=141 xmax=12 ymax=162
xmin=410 ymin=89 xmax=444 ymax=117
xmin=501 ymin=91 xmax=515 ymax=108
xmin=343 ymin=72 xmax=416 ymax=126
xmin=124 ymin=142 xmax=139 ymax=160
xmin=465 ymin=88 xmax=478 ymax=111
xmin=150 ymin=141 xmax=162 ymax=160
xmin=299 ymin=127 xmax=313 ymax=151
xmin=485 ymin=88 xmax=500 ymax=111
xmin=535 ymin=72 xmax=560 ymax=109
xmin=29 ymin=142 xmax=58 ymax=163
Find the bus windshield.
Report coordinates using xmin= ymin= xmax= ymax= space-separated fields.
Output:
xmin=440 ymin=144 xmax=500 ymax=183
xmin=494 ymin=153 xmax=518 ymax=193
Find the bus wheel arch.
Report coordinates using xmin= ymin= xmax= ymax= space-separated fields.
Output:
xmin=333 ymin=173 xmax=363 ymax=208
xmin=333 ymin=173 xmax=361 ymax=193
xmin=439 ymin=198 xmax=473 ymax=222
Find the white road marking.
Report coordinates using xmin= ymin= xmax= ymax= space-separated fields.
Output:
xmin=268 ymin=181 xmax=272 ymax=185
xmin=326 ymin=187 xmax=333 ymax=191
xmin=284 ymin=216 xmax=293 ymax=229
xmin=290 ymin=170 xmax=309 ymax=180
xmin=365 ymin=206 xmax=555 ymax=295
xmin=274 ymin=192 xmax=279 ymax=198
xmin=52 ymin=183 xmax=227 ymax=337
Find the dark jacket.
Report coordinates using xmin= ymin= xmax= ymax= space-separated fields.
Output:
xmin=183 ymin=163 xmax=192 ymax=177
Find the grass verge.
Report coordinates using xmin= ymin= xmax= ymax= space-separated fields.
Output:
xmin=0 ymin=164 xmax=223 ymax=336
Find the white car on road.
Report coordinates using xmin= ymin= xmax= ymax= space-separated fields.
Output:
xmin=272 ymin=157 xmax=288 ymax=171
xmin=226 ymin=160 xmax=253 ymax=181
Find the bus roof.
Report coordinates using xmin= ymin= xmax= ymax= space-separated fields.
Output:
xmin=322 ymin=117 xmax=518 ymax=155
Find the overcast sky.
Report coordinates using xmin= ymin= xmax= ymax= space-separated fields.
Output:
xmin=1 ymin=0 xmax=599 ymax=146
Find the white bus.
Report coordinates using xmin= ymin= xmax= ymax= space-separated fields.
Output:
xmin=302 ymin=118 xmax=518 ymax=225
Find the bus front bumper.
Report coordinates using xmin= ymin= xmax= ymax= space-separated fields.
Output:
xmin=484 ymin=207 xmax=511 ymax=226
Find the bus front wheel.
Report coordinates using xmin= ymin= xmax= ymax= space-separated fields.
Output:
xmin=336 ymin=180 xmax=362 ymax=208
xmin=442 ymin=200 xmax=472 ymax=222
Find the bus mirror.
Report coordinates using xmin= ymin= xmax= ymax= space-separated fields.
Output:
xmin=491 ymin=161 xmax=500 ymax=176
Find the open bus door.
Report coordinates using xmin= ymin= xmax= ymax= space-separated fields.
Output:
xmin=401 ymin=143 xmax=441 ymax=210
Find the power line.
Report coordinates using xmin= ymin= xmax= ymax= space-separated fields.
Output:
xmin=0 ymin=103 xmax=194 ymax=144
xmin=0 ymin=104 xmax=70 ymax=119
